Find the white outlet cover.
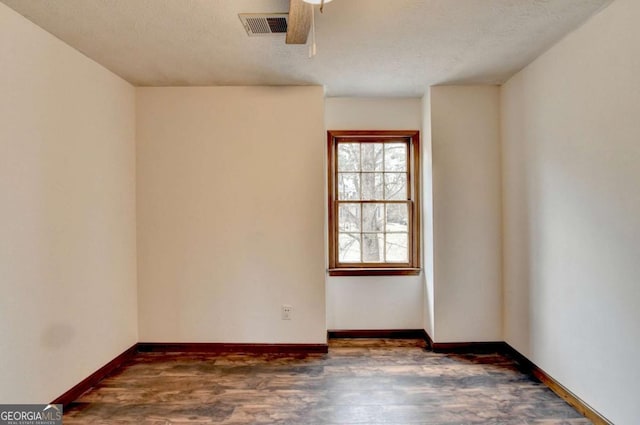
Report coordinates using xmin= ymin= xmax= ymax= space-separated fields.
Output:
xmin=281 ymin=305 xmax=293 ymax=320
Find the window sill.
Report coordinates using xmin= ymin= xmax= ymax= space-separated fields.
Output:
xmin=328 ymin=268 xmax=421 ymax=277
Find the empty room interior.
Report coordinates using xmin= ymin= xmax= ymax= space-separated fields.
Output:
xmin=1 ymin=0 xmax=638 ymax=423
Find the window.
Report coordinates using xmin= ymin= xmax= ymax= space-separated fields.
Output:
xmin=327 ymin=130 xmax=421 ymax=276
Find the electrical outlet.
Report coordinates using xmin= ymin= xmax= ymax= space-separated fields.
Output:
xmin=281 ymin=304 xmax=293 ymax=320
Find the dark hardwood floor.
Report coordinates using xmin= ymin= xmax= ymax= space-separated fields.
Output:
xmin=64 ymin=339 xmax=591 ymax=424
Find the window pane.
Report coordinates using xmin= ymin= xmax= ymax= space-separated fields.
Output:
xmin=338 ymin=173 xmax=360 ymax=200
xmin=339 ymin=233 xmax=361 ymax=262
xmin=384 ymin=173 xmax=407 ymax=200
xmin=384 ymin=143 xmax=407 ymax=171
xmin=338 ymin=143 xmax=360 ymax=171
xmin=386 ymin=204 xmax=408 ymax=233
xmin=386 ymin=233 xmax=408 ymax=263
xmin=361 ymin=173 xmax=383 ymax=200
xmin=339 ymin=204 xmax=360 ymax=232
xmin=361 ymin=143 xmax=383 ymax=171
xmin=363 ymin=233 xmax=384 ymax=262
xmin=362 ymin=203 xmax=384 ymax=232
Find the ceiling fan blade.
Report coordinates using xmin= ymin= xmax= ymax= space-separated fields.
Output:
xmin=286 ymin=0 xmax=312 ymax=44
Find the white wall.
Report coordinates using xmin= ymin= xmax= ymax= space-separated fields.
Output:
xmin=136 ymin=86 xmax=326 ymax=343
xmin=430 ymin=86 xmax=502 ymax=342
xmin=325 ymin=98 xmax=424 ymax=330
xmin=0 ymin=3 xmax=137 ymax=403
xmin=500 ymin=0 xmax=640 ymax=422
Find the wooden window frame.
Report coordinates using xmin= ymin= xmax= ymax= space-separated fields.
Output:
xmin=327 ymin=130 xmax=421 ymax=276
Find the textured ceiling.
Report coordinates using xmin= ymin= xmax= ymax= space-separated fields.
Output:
xmin=1 ymin=0 xmax=611 ymax=96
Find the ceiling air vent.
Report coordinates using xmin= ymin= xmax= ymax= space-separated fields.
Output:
xmin=238 ymin=13 xmax=288 ymax=36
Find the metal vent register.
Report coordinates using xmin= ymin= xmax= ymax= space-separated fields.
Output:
xmin=238 ymin=14 xmax=288 ymax=36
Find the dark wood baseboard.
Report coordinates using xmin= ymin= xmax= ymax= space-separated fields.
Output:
xmin=51 ymin=343 xmax=138 ymax=408
xmin=420 ymin=329 xmax=503 ymax=353
xmin=421 ymin=329 xmax=433 ymax=349
xmin=431 ymin=341 xmax=506 ymax=353
xmin=328 ymin=329 xmax=427 ymax=339
xmin=503 ymin=343 xmax=612 ymax=425
xmin=421 ymin=330 xmax=503 ymax=353
xmin=137 ymin=342 xmax=329 ymax=354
